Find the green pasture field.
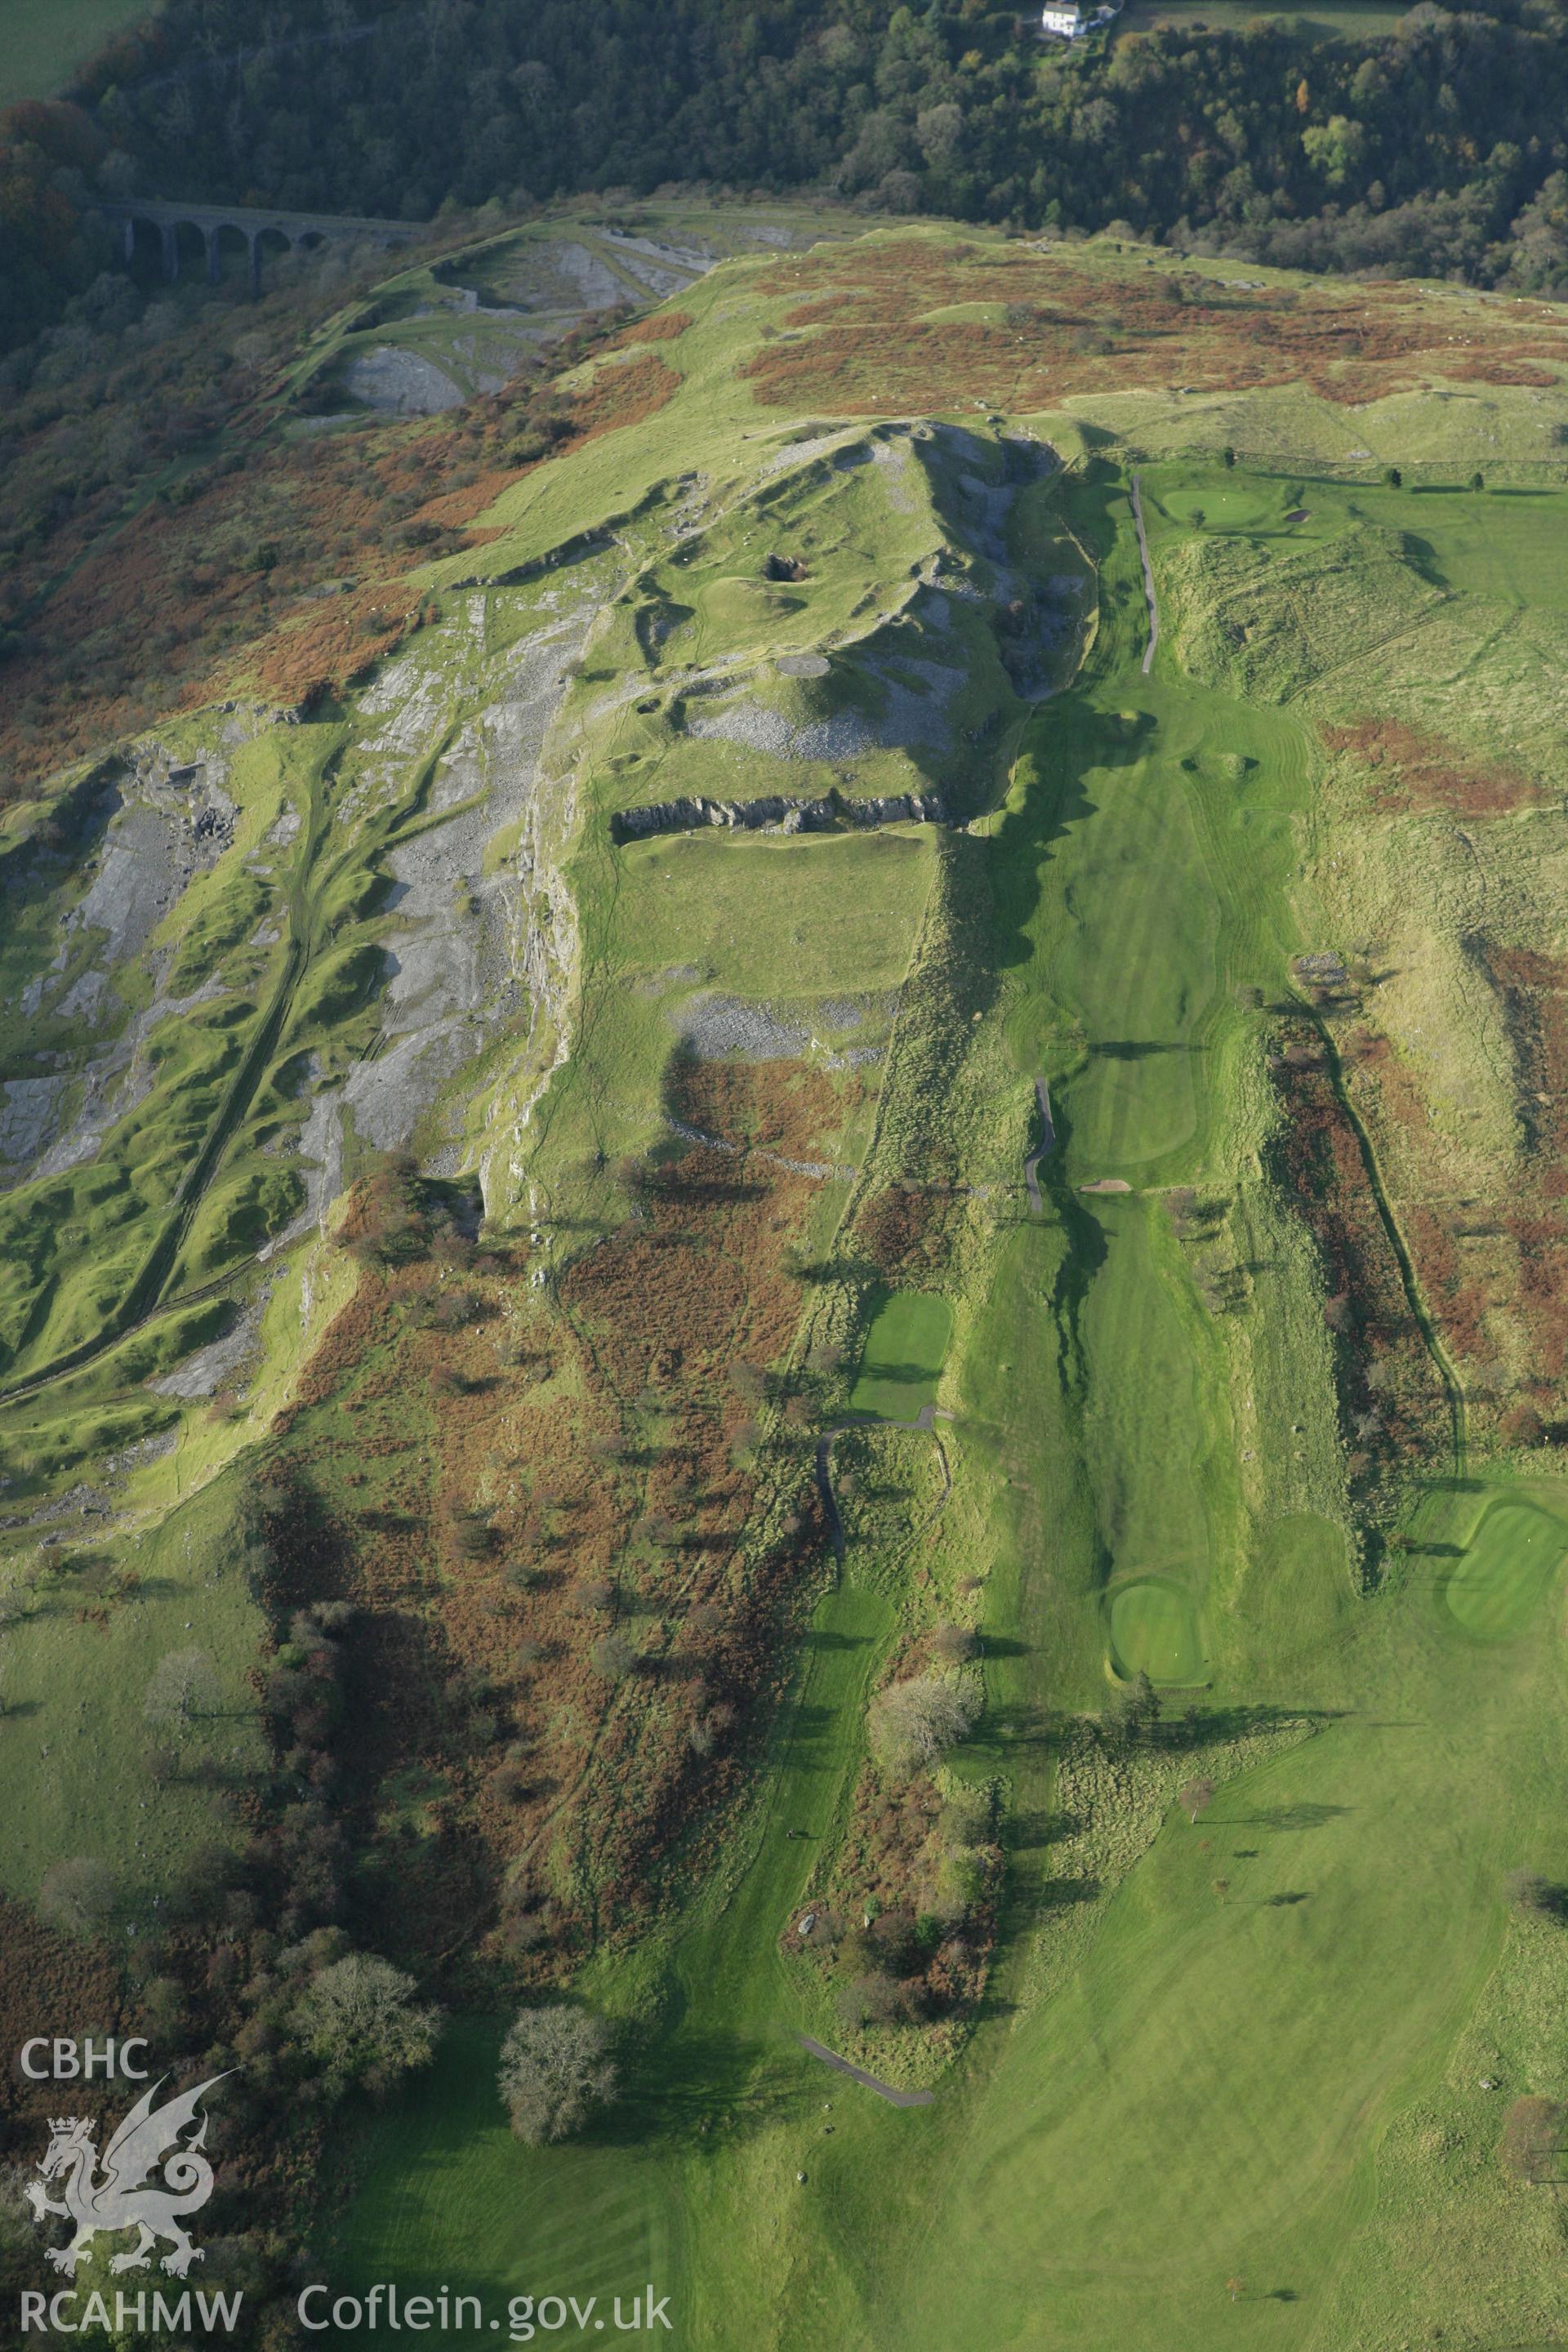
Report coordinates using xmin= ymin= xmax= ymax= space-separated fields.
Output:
xmin=1152 ymin=466 xmax=1568 ymax=599
xmin=620 ymin=829 xmax=936 ymax=1004
xmin=522 ymin=825 xmax=934 ymax=1222
xmin=846 ymin=1287 xmax=953 ymax=1422
xmin=0 ymin=1 xmax=145 ymax=104
xmin=0 ymin=1468 xmax=265 ymax=1907
xmin=336 ymin=1579 xmax=897 ymax=2330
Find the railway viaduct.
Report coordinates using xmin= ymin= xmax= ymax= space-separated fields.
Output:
xmin=100 ymin=199 xmax=418 ymax=297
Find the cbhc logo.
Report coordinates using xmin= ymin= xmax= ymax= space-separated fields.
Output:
xmin=19 ymin=2039 xmax=149 ymax=2080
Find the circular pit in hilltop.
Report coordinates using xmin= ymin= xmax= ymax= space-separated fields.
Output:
xmin=1107 ymin=1577 xmax=1207 ymax=1686
xmin=1441 ymin=1499 xmax=1568 ymax=1642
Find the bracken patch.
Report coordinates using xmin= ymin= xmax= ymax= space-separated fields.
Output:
xmin=0 ymin=328 xmax=677 ymax=792
xmin=266 ymin=1060 xmax=839 ymax=1980
xmin=856 ymin=1183 xmax=942 ymax=1276
xmin=1269 ymin=1022 xmax=1446 ymax=1507
xmin=1322 ymin=719 xmax=1539 ymax=815
xmin=565 ymin=351 xmax=680 ymax=443
xmin=737 ymin=241 xmax=1566 ymax=416
xmin=0 ymin=1895 xmax=126 ymax=2134
xmin=612 ymin=311 xmax=693 ymax=345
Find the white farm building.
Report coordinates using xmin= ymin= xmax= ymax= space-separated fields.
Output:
xmin=1040 ymin=0 xmax=1120 ymax=36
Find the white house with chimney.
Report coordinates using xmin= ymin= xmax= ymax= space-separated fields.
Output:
xmin=1041 ymin=0 xmax=1119 ymax=35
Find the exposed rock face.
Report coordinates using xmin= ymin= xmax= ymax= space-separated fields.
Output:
xmin=609 ymin=786 xmax=951 ymax=844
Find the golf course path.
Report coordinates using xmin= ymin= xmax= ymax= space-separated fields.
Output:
xmin=796 ymin=2035 xmax=936 ymax=2107
xmin=1129 ymin=472 xmax=1159 ymax=675
xmin=1022 ymin=1076 xmax=1055 ymax=1214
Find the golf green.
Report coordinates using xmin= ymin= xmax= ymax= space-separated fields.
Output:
xmin=1443 ymin=1499 xmax=1567 ymax=1642
xmin=1160 ymin=483 xmax=1276 ymax=533
xmin=1107 ymin=1576 xmax=1206 ymax=1684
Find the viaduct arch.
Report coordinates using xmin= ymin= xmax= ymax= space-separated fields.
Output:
xmin=100 ymin=200 xmax=417 ymax=297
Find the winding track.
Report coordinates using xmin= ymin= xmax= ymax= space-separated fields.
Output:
xmin=1022 ymin=1076 xmax=1054 ymax=1214
xmin=1129 ymin=472 xmax=1160 ymax=676
xmin=0 ymin=769 xmax=328 ymax=1408
xmin=796 ymin=2034 xmax=935 ymax=2107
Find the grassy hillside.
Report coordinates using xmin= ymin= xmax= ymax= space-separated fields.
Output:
xmin=7 ymin=215 xmax=1568 ymax=2348
xmin=323 ymin=436 xmax=1568 ymax=2352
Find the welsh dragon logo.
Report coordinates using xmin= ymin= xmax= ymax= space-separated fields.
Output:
xmin=25 ymin=2074 xmax=231 ymax=2279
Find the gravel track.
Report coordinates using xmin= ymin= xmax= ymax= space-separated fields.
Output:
xmin=796 ymin=2035 xmax=935 ymax=2108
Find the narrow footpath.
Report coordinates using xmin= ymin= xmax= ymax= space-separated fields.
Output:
xmin=797 ymin=2035 xmax=935 ymax=2108
xmin=1129 ymin=472 xmax=1159 ymax=676
xmin=1022 ymin=1076 xmax=1054 ymax=1214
